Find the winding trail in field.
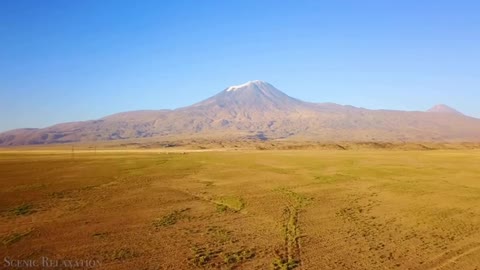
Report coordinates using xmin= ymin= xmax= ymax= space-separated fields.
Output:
xmin=273 ymin=188 xmax=311 ymax=269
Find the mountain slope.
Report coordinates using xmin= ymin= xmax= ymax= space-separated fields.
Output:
xmin=1 ymin=81 xmax=480 ymax=145
xmin=427 ymin=104 xmax=464 ymax=115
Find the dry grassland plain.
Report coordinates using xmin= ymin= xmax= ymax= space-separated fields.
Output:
xmin=1 ymin=148 xmax=480 ymax=269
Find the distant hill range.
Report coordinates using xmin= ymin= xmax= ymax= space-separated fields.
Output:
xmin=1 ymin=80 xmax=480 ymax=145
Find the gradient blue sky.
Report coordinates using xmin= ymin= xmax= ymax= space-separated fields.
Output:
xmin=1 ymin=0 xmax=479 ymax=132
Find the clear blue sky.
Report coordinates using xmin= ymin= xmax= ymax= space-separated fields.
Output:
xmin=1 ymin=0 xmax=479 ymax=132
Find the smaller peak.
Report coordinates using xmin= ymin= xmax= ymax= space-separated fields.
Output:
xmin=427 ymin=104 xmax=463 ymax=115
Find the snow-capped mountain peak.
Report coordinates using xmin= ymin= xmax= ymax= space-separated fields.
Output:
xmin=226 ymin=80 xmax=266 ymax=92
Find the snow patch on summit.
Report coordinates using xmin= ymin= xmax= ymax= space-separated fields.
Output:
xmin=226 ymin=80 xmax=264 ymax=92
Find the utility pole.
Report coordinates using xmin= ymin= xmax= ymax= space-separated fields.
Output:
xmin=71 ymin=145 xmax=75 ymax=160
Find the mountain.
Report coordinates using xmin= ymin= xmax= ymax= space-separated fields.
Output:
xmin=1 ymin=80 xmax=480 ymax=146
xmin=427 ymin=104 xmax=464 ymax=115
xmin=192 ymin=80 xmax=307 ymax=112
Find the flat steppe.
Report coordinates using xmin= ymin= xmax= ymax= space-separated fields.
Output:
xmin=1 ymin=147 xmax=480 ymax=269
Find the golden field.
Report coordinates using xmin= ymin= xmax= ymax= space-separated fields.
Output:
xmin=1 ymin=147 xmax=480 ymax=269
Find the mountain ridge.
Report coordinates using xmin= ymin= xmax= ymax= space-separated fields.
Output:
xmin=427 ymin=104 xmax=464 ymax=115
xmin=1 ymin=81 xmax=480 ymax=145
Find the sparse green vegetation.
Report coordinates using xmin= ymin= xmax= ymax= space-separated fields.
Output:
xmin=153 ymin=208 xmax=190 ymax=228
xmin=216 ymin=204 xmax=229 ymax=212
xmin=50 ymin=191 xmax=68 ymax=199
xmin=110 ymin=248 xmax=138 ymax=261
xmin=2 ymin=229 xmax=33 ymax=246
xmin=9 ymin=183 xmax=46 ymax=191
xmin=92 ymin=232 xmax=109 ymax=238
xmin=189 ymin=246 xmax=220 ymax=267
xmin=223 ymin=248 xmax=256 ymax=265
xmin=313 ymin=173 xmax=356 ymax=184
xmin=10 ymin=203 xmax=35 ymax=216
xmin=275 ymin=187 xmax=312 ymax=207
xmin=214 ymin=196 xmax=244 ymax=212
xmin=207 ymin=226 xmax=234 ymax=244
xmin=272 ymin=257 xmax=300 ymax=270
